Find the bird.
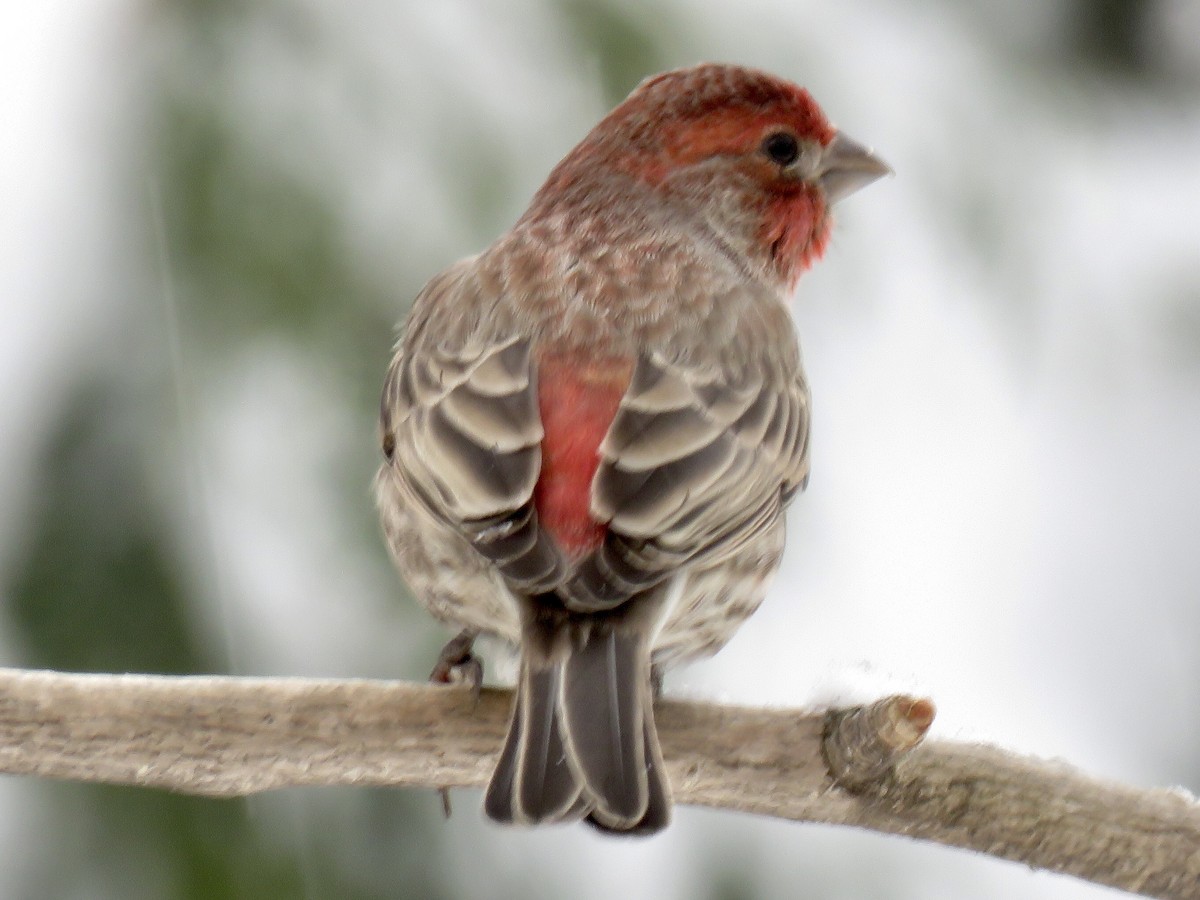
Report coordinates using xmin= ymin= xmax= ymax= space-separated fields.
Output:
xmin=375 ymin=62 xmax=889 ymax=834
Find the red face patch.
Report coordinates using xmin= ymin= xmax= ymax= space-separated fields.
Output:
xmin=761 ymin=188 xmax=831 ymax=287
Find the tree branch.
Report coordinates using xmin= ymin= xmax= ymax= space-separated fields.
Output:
xmin=0 ymin=668 xmax=1195 ymax=898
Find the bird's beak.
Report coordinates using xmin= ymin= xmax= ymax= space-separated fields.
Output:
xmin=817 ymin=132 xmax=892 ymax=204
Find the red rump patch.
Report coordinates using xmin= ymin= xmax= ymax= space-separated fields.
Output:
xmin=534 ymin=352 xmax=633 ymax=557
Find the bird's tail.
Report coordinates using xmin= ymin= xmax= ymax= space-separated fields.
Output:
xmin=483 ymin=617 xmax=670 ymax=834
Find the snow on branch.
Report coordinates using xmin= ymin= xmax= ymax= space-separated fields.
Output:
xmin=0 ymin=668 xmax=1195 ymax=898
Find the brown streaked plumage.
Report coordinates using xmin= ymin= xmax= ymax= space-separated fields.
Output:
xmin=375 ymin=63 xmax=889 ymax=833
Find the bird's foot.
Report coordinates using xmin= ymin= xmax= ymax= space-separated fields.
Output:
xmin=429 ymin=628 xmax=483 ymax=701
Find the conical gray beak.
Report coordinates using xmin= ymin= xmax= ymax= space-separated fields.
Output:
xmin=818 ymin=132 xmax=892 ymax=204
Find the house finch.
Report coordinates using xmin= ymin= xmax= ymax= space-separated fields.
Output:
xmin=376 ymin=63 xmax=888 ymax=834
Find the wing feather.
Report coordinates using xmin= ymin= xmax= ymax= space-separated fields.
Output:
xmin=381 ymin=265 xmax=563 ymax=593
xmin=563 ymin=349 xmax=809 ymax=612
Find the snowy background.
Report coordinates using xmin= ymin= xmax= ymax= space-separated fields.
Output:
xmin=1 ymin=1 xmax=1197 ymax=897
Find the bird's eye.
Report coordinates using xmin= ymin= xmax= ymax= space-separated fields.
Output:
xmin=762 ymin=132 xmax=800 ymax=166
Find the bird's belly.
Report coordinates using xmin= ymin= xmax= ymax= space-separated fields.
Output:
xmin=651 ymin=530 xmax=786 ymax=667
xmin=374 ymin=465 xmax=521 ymax=642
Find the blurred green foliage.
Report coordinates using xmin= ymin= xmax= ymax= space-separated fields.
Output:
xmin=556 ymin=1 xmax=671 ymax=103
xmin=11 ymin=378 xmax=209 ymax=675
xmin=1071 ymin=0 xmax=1154 ymax=75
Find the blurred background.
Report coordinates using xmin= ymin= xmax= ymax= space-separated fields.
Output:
xmin=2 ymin=0 xmax=1198 ymax=897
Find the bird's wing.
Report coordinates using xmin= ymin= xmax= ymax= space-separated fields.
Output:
xmin=564 ymin=348 xmax=810 ymax=611
xmin=382 ymin=258 xmax=810 ymax=612
xmin=380 ymin=261 xmax=564 ymax=593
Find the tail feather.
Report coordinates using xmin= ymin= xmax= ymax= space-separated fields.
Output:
xmin=587 ymin=706 xmax=671 ymax=835
xmin=561 ymin=628 xmax=649 ymax=827
xmin=481 ymin=686 xmax=522 ymax=823
xmin=515 ymin=665 xmax=582 ymax=820
xmin=484 ymin=619 xmax=671 ymax=834
xmin=484 ymin=664 xmax=581 ymax=824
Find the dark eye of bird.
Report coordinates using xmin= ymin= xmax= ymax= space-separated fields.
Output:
xmin=762 ymin=132 xmax=800 ymax=166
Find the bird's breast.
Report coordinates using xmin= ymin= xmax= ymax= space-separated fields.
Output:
xmin=534 ymin=351 xmax=633 ymax=558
